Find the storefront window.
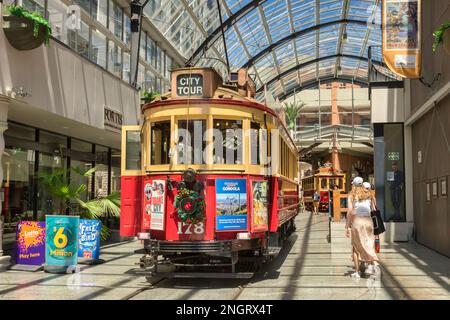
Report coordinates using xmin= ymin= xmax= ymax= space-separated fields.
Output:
xmin=374 ymin=123 xmax=406 ymax=222
xmin=70 ymin=139 xmax=93 ymax=205
xmin=151 ymin=121 xmax=171 ymax=165
xmin=140 ymin=31 xmax=147 ymax=60
xmin=68 ymin=20 xmax=90 ymax=59
xmin=124 ymin=14 xmax=131 ymax=47
xmin=213 ymin=119 xmax=243 ymax=165
xmin=111 ymin=149 xmax=121 ymax=193
xmin=47 ymin=0 xmax=68 ymax=44
xmin=122 ymin=51 xmax=130 ymax=83
xmin=145 ymin=70 xmax=155 ymax=91
xmin=93 ymin=0 xmax=108 ymax=27
xmin=95 ymin=146 xmax=109 ymax=198
xmin=91 ymin=28 xmax=107 ymax=69
xmin=108 ymin=40 xmax=122 ymax=78
xmin=109 ymin=0 xmax=123 ymax=40
xmin=23 ymin=0 xmax=45 ymax=16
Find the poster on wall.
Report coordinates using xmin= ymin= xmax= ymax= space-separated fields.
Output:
xmin=382 ymin=0 xmax=422 ymax=78
xmin=45 ymin=215 xmax=79 ymax=272
xmin=150 ymin=180 xmax=166 ymax=231
xmin=78 ymin=219 xmax=101 ymax=260
xmin=252 ymin=181 xmax=268 ymax=232
xmin=15 ymin=221 xmax=46 ymax=266
xmin=216 ymin=179 xmax=248 ymax=231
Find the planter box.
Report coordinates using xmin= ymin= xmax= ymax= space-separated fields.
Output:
xmin=2 ymin=15 xmax=46 ymax=50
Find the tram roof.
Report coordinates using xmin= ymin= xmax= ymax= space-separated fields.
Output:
xmin=144 ymin=0 xmax=396 ymax=102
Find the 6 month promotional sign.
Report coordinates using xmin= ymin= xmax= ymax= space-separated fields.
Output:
xmin=78 ymin=219 xmax=101 ymax=260
xmin=150 ymin=180 xmax=166 ymax=231
xmin=45 ymin=215 xmax=79 ymax=271
xmin=216 ymin=179 xmax=248 ymax=231
xmin=16 ymin=221 xmax=46 ymax=266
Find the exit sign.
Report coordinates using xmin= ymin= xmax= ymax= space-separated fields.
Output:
xmin=387 ymin=152 xmax=400 ymax=161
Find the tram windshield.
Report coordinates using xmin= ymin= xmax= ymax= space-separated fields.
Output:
xmin=213 ymin=119 xmax=243 ymax=165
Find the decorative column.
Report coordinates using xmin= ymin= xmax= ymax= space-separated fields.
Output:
xmin=0 ymin=95 xmax=10 ymax=270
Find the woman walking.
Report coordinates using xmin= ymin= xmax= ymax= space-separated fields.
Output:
xmin=345 ymin=177 xmax=379 ymax=278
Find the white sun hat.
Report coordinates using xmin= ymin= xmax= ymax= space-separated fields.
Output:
xmin=363 ymin=182 xmax=371 ymax=189
xmin=352 ymin=176 xmax=363 ymax=186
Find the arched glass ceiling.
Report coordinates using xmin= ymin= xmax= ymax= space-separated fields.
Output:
xmin=144 ymin=0 xmax=386 ymax=100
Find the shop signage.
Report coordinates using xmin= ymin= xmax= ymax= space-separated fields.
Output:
xmin=16 ymin=221 xmax=46 ymax=266
xmin=150 ymin=180 xmax=166 ymax=231
xmin=45 ymin=215 xmax=79 ymax=272
xmin=104 ymin=107 xmax=123 ymax=133
xmin=216 ymin=179 xmax=248 ymax=231
xmin=78 ymin=219 xmax=101 ymax=260
xmin=176 ymin=74 xmax=203 ymax=96
xmin=382 ymin=0 xmax=422 ymax=78
xmin=388 ymin=152 xmax=400 ymax=161
xmin=252 ymin=181 xmax=268 ymax=232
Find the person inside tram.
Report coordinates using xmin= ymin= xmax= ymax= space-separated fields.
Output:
xmin=345 ymin=177 xmax=380 ymax=278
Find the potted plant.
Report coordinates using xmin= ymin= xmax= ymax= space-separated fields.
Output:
xmin=2 ymin=5 xmax=52 ymax=50
xmin=141 ymin=90 xmax=160 ymax=104
xmin=433 ymin=21 xmax=450 ymax=54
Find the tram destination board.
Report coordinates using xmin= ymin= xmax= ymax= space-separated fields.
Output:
xmin=177 ymin=74 xmax=203 ymax=96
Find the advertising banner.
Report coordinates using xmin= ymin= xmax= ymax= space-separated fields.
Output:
xmin=150 ymin=180 xmax=166 ymax=231
xmin=216 ymin=179 xmax=248 ymax=231
xmin=382 ymin=0 xmax=421 ymax=78
xmin=45 ymin=215 xmax=79 ymax=271
xmin=16 ymin=221 xmax=46 ymax=266
xmin=252 ymin=181 xmax=268 ymax=232
xmin=78 ymin=219 xmax=101 ymax=260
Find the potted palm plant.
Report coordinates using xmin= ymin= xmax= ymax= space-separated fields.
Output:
xmin=283 ymin=100 xmax=306 ymax=136
xmin=141 ymin=90 xmax=160 ymax=104
xmin=433 ymin=21 xmax=450 ymax=55
xmin=2 ymin=5 xmax=52 ymax=50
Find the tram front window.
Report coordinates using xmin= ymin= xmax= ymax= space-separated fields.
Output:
xmin=213 ymin=119 xmax=243 ymax=165
xmin=177 ymin=120 xmax=206 ymax=165
xmin=250 ymin=122 xmax=260 ymax=165
xmin=151 ymin=121 xmax=171 ymax=165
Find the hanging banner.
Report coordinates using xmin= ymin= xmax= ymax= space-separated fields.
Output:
xmin=216 ymin=179 xmax=248 ymax=231
xmin=78 ymin=219 xmax=101 ymax=260
xmin=45 ymin=215 xmax=79 ymax=271
xmin=150 ymin=180 xmax=166 ymax=231
xmin=16 ymin=221 xmax=46 ymax=266
xmin=252 ymin=181 xmax=269 ymax=232
xmin=382 ymin=0 xmax=422 ymax=78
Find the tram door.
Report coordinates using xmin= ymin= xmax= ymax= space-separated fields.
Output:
xmin=120 ymin=125 xmax=144 ymax=237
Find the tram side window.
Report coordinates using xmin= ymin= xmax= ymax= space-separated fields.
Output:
xmin=126 ymin=131 xmax=141 ymax=170
xmin=250 ymin=122 xmax=260 ymax=165
xmin=151 ymin=121 xmax=171 ymax=165
xmin=213 ymin=119 xmax=243 ymax=165
xmin=177 ymin=120 xmax=206 ymax=165
xmin=321 ymin=178 xmax=327 ymax=190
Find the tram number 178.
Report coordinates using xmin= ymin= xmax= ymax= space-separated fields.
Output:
xmin=177 ymin=222 xmax=204 ymax=235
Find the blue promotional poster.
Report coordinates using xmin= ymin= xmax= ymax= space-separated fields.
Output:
xmin=45 ymin=215 xmax=79 ymax=271
xmin=78 ymin=219 xmax=101 ymax=260
xmin=215 ymin=179 xmax=247 ymax=231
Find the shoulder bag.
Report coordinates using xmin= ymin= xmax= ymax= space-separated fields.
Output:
xmin=370 ymin=199 xmax=386 ymax=235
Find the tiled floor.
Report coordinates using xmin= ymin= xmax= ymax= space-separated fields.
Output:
xmin=0 ymin=212 xmax=448 ymax=300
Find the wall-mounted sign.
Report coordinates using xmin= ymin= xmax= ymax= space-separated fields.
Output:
xmin=176 ymin=74 xmax=203 ymax=96
xmin=45 ymin=215 xmax=79 ymax=272
xmin=16 ymin=221 xmax=46 ymax=266
xmin=104 ymin=107 xmax=123 ymax=133
xmin=216 ymin=179 xmax=248 ymax=231
xmin=78 ymin=219 xmax=101 ymax=260
xmin=382 ymin=0 xmax=422 ymax=78
xmin=388 ymin=152 xmax=400 ymax=161
xmin=150 ymin=180 xmax=166 ymax=231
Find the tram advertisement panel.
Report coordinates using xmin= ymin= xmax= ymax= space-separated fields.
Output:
xmin=16 ymin=221 xmax=46 ymax=266
xmin=78 ymin=219 xmax=101 ymax=260
xmin=382 ymin=0 xmax=421 ymax=78
xmin=216 ymin=179 xmax=247 ymax=231
xmin=150 ymin=180 xmax=166 ymax=231
xmin=45 ymin=215 xmax=79 ymax=270
xmin=252 ymin=181 xmax=268 ymax=232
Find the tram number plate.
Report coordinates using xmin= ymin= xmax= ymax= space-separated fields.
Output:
xmin=177 ymin=222 xmax=204 ymax=235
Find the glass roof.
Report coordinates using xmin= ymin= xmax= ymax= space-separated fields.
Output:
xmin=145 ymin=0 xmax=386 ymax=101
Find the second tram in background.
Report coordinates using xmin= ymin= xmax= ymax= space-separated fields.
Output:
xmin=302 ymin=166 xmax=346 ymax=212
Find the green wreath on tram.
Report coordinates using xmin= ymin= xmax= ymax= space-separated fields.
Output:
xmin=174 ymin=187 xmax=206 ymax=225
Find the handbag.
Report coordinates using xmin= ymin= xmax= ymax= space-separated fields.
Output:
xmin=370 ymin=206 xmax=386 ymax=235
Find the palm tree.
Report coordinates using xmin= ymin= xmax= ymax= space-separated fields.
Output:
xmin=39 ymin=166 xmax=120 ymax=240
xmin=283 ymin=100 xmax=306 ymax=131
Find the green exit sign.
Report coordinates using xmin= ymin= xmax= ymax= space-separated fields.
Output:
xmin=388 ymin=152 xmax=400 ymax=161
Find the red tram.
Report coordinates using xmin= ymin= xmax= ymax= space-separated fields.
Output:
xmin=120 ymin=68 xmax=300 ymax=278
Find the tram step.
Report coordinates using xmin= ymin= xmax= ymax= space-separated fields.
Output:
xmin=151 ymin=272 xmax=255 ymax=279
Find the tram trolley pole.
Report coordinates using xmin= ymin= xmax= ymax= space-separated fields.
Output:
xmin=327 ymin=190 xmax=332 ymax=243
